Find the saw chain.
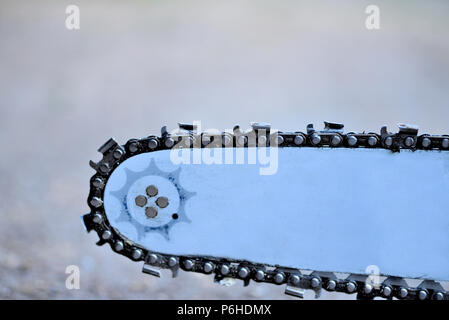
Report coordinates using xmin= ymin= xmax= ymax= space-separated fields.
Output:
xmin=83 ymin=122 xmax=449 ymax=300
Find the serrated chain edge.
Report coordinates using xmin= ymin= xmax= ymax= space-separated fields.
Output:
xmin=84 ymin=124 xmax=449 ymax=300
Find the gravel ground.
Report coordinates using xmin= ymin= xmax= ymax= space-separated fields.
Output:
xmin=1 ymin=0 xmax=449 ymax=299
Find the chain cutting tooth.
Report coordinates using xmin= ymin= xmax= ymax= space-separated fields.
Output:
xmin=142 ymin=263 xmax=161 ymax=278
xmin=98 ymin=138 xmax=118 ymax=154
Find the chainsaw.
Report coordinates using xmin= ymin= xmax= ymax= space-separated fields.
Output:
xmin=83 ymin=121 xmax=449 ymax=300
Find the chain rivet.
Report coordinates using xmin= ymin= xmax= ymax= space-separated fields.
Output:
xmin=276 ymin=136 xmax=284 ymax=146
xmin=346 ymin=281 xmax=356 ymax=293
xmin=255 ymin=270 xmax=265 ymax=281
xmin=99 ymin=163 xmax=110 ymax=173
xmin=290 ymin=275 xmax=300 ymax=285
xmin=129 ymin=142 xmax=139 ymax=153
xmin=422 ymin=137 xmax=431 ymax=148
xmin=331 ymin=135 xmax=342 ymax=146
xmin=165 ymin=138 xmax=175 ymax=148
xmin=184 ymin=259 xmax=194 ymax=270
xmin=113 ymin=148 xmax=124 ymax=159
xmin=237 ymin=136 xmax=247 ymax=146
xmin=90 ymin=197 xmax=103 ymax=208
xmin=114 ymin=241 xmax=124 ymax=252
xmin=132 ymin=249 xmax=142 ymax=260
xmin=222 ymin=135 xmax=232 ymax=146
xmin=311 ymin=277 xmax=320 ymax=288
xmin=204 ymin=262 xmax=214 ymax=273
xmin=382 ymin=285 xmax=392 ymax=297
xmin=274 ymin=273 xmax=285 ymax=284
xmin=327 ymin=280 xmax=337 ymax=291
xmin=149 ymin=254 xmax=158 ymax=264
xmin=347 ymin=135 xmax=358 ymax=146
xmin=92 ymin=177 xmax=105 ymax=188
xmin=399 ymin=287 xmax=408 ymax=298
xmin=148 ymin=139 xmax=159 ymax=149
xmin=434 ymin=292 xmax=444 ymax=300
xmin=418 ymin=290 xmax=428 ymax=300
xmin=102 ymin=230 xmax=112 ymax=240
xmin=404 ymin=136 xmax=414 ymax=147
xmin=220 ymin=264 xmax=230 ymax=275
xmin=368 ymin=136 xmax=378 ymax=146
xmin=384 ymin=136 xmax=393 ymax=147
xmin=364 ymin=283 xmax=373 ymax=294
xmin=92 ymin=213 xmax=103 ymax=224
xmin=294 ymin=135 xmax=305 ymax=146
xmin=168 ymin=257 xmax=178 ymax=267
xmin=311 ymin=133 xmax=321 ymax=145
xmin=238 ymin=267 xmax=249 ymax=278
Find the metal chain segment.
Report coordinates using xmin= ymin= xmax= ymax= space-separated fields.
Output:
xmin=84 ymin=122 xmax=449 ymax=300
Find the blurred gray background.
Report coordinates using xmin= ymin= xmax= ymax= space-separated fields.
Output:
xmin=0 ymin=0 xmax=448 ymax=299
